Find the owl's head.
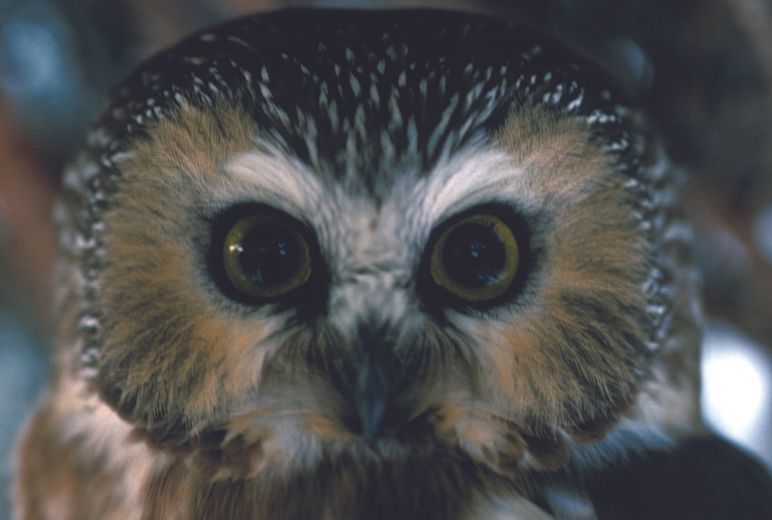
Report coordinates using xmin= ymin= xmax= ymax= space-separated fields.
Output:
xmin=59 ymin=9 xmax=697 ymax=481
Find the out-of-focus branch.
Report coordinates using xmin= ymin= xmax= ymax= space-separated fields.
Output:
xmin=0 ymin=96 xmax=56 ymax=326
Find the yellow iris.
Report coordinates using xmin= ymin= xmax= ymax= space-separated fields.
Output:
xmin=223 ymin=214 xmax=311 ymax=299
xmin=430 ymin=213 xmax=519 ymax=302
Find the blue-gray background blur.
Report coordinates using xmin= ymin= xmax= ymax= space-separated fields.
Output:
xmin=2 ymin=1 xmax=772 ymax=517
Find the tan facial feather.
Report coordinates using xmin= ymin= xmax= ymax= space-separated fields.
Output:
xmin=95 ymin=102 xmax=280 ymax=443
xmin=496 ymin=107 xmax=613 ymax=208
xmin=424 ymin=109 xmax=652 ymax=470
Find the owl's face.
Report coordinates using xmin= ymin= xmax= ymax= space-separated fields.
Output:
xmin=63 ymin=10 xmax=689 ymax=483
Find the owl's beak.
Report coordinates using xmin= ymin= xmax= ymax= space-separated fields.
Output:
xmin=355 ymin=348 xmax=392 ymax=444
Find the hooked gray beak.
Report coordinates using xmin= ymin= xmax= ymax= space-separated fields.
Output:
xmin=355 ymin=348 xmax=392 ymax=443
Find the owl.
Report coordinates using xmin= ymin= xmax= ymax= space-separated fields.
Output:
xmin=13 ymin=8 xmax=772 ymax=520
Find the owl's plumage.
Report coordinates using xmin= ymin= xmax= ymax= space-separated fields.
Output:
xmin=13 ymin=8 xmax=735 ymax=519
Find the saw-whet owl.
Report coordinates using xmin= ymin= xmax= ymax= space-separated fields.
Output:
xmin=17 ymin=8 xmax=756 ymax=519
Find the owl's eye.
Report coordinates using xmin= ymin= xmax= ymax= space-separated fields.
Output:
xmin=429 ymin=213 xmax=519 ymax=302
xmin=221 ymin=213 xmax=312 ymax=300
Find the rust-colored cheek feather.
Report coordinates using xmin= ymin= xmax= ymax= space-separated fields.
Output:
xmin=15 ymin=8 xmax=772 ymax=520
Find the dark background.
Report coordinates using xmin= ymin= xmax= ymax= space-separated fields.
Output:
xmin=1 ymin=1 xmax=771 ymax=517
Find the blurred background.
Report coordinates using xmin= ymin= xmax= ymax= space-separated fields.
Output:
xmin=1 ymin=0 xmax=771 ymax=516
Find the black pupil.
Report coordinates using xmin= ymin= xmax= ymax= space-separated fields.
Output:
xmin=443 ymin=222 xmax=505 ymax=287
xmin=238 ymin=220 xmax=301 ymax=286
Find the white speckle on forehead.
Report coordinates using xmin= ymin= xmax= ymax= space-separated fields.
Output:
xmin=523 ymin=44 xmax=542 ymax=60
xmin=379 ymin=128 xmax=395 ymax=163
xmin=369 ymin=84 xmax=380 ymax=106
xmin=388 ymin=94 xmax=402 ymax=128
xmin=586 ymin=109 xmax=615 ymax=125
xmin=385 ymin=45 xmax=397 ymax=62
xmin=566 ymin=91 xmax=584 ymax=112
xmin=354 ymin=105 xmax=366 ymax=136
xmin=183 ymin=56 xmax=206 ymax=66
xmin=427 ymin=93 xmax=460 ymax=158
xmin=349 ymin=75 xmax=361 ymax=97
xmin=463 ymin=82 xmax=485 ymax=110
xmin=259 ymin=82 xmax=273 ymax=100
xmin=328 ymin=99 xmax=340 ymax=131
xmin=544 ymin=90 xmax=561 ymax=105
xmin=226 ymin=35 xmax=254 ymax=51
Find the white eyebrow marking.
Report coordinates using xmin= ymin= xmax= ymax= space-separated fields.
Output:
xmin=417 ymin=146 xmax=534 ymax=223
xmin=225 ymin=146 xmax=326 ymax=215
